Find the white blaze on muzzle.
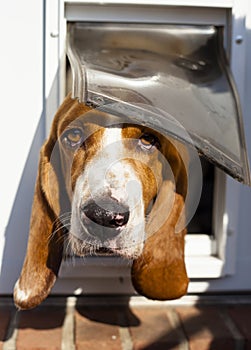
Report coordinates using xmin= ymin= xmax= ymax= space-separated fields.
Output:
xmin=70 ymin=127 xmax=145 ymax=257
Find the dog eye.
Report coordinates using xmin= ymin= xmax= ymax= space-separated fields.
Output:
xmin=61 ymin=128 xmax=84 ymax=148
xmin=139 ymin=133 xmax=160 ymax=151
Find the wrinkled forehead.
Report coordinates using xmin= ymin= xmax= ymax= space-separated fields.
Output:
xmin=56 ymin=105 xmax=163 ymax=143
xmin=57 ymin=106 xmax=124 ymax=135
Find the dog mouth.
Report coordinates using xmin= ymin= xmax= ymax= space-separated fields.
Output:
xmin=93 ymin=247 xmax=119 ymax=256
xmin=66 ymin=232 xmax=139 ymax=259
xmin=68 ymin=195 xmax=146 ymax=258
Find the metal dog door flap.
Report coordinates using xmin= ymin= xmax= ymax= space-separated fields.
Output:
xmin=67 ymin=22 xmax=251 ymax=185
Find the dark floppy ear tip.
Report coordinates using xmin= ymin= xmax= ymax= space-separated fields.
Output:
xmin=13 ymin=235 xmax=63 ymax=310
xmin=14 ymin=279 xmax=55 ymax=310
xmin=131 ymin=258 xmax=189 ymax=300
xmin=131 ymin=221 xmax=189 ymax=300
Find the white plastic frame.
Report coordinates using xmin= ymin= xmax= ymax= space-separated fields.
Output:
xmin=44 ymin=0 xmax=249 ymax=294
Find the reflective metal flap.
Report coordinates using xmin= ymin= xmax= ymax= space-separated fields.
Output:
xmin=67 ymin=22 xmax=251 ymax=185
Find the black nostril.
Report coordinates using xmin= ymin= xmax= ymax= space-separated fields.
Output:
xmin=109 ymin=212 xmax=130 ymax=227
xmin=81 ymin=199 xmax=130 ymax=228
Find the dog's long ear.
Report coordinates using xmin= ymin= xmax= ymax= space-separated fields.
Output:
xmin=14 ymin=94 xmax=77 ymax=310
xmin=131 ymin=140 xmax=189 ymax=300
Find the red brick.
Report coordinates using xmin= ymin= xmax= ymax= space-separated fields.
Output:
xmin=176 ymin=306 xmax=235 ymax=350
xmin=16 ymin=306 xmax=65 ymax=350
xmin=76 ymin=306 xmax=122 ymax=350
xmin=129 ymin=307 xmax=182 ymax=350
xmin=0 ymin=306 xmax=12 ymax=350
xmin=228 ymin=305 xmax=251 ymax=350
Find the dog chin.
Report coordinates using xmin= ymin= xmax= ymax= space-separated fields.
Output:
xmin=67 ymin=232 xmax=143 ymax=260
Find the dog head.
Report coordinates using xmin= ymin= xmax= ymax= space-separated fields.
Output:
xmin=14 ymin=94 xmax=189 ymax=309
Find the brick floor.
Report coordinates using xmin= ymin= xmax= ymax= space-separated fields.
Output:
xmin=176 ymin=306 xmax=236 ymax=350
xmin=75 ymin=306 xmax=123 ymax=350
xmin=228 ymin=306 xmax=251 ymax=350
xmin=0 ymin=306 xmax=13 ymax=350
xmin=1 ymin=296 xmax=251 ymax=349
xmin=129 ymin=307 xmax=182 ymax=350
xmin=16 ymin=306 xmax=65 ymax=350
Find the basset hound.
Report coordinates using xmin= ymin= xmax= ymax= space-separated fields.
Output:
xmin=14 ymin=93 xmax=189 ymax=309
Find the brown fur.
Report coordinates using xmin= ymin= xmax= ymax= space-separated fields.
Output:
xmin=14 ymin=93 xmax=189 ymax=309
xmin=131 ymin=189 xmax=188 ymax=300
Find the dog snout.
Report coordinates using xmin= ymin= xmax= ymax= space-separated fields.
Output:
xmin=81 ymin=199 xmax=130 ymax=229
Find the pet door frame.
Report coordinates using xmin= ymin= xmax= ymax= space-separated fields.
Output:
xmin=44 ymin=0 xmax=249 ymax=294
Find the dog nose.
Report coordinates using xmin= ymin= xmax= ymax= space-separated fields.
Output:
xmin=81 ymin=199 xmax=130 ymax=229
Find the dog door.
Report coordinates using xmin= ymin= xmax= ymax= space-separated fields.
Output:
xmin=67 ymin=22 xmax=250 ymax=186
